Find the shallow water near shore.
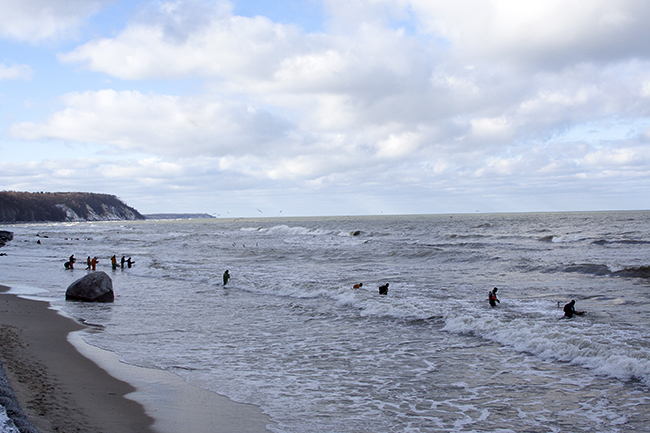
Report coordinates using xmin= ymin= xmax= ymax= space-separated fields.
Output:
xmin=1 ymin=212 xmax=650 ymax=432
xmin=67 ymin=331 xmax=270 ymax=433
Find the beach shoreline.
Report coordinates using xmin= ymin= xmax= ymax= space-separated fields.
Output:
xmin=0 ymin=285 xmax=271 ymax=433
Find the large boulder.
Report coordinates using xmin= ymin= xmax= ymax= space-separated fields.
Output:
xmin=65 ymin=271 xmax=114 ymax=302
xmin=0 ymin=231 xmax=12 ymax=248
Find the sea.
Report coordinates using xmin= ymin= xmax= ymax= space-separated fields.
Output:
xmin=1 ymin=211 xmax=650 ymax=433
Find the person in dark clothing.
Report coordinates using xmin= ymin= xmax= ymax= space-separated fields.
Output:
xmin=378 ymin=283 xmax=389 ymax=295
xmin=488 ymin=287 xmax=500 ymax=307
xmin=64 ymin=254 xmax=76 ymax=269
xmin=563 ymin=300 xmax=585 ymax=318
xmin=223 ymin=270 xmax=230 ymax=286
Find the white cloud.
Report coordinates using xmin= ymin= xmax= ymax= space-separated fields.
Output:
xmin=9 ymin=89 xmax=291 ymax=157
xmin=642 ymin=127 xmax=650 ymax=142
xmin=468 ymin=117 xmax=513 ymax=143
xmin=0 ymin=0 xmax=111 ymax=42
xmin=38 ymin=0 xmax=650 ymax=77
xmin=5 ymin=0 xmax=650 ymax=214
xmin=0 ymin=63 xmax=32 ymax=81
xmin=582 ymin=146 xmax=650 ymax=169
xmin=407 ymin=0 xmax=650 ymax=67
xmin=375 ymin=131 xmax=422 ymax=158
xmin=59 ymin=8 xmax=302 ymax=81
xmin=99 ymin=157 xmax=184 ymax=180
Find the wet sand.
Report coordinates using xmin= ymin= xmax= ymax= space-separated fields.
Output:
xmin=0 ymin=285 xmax=271 ymax=433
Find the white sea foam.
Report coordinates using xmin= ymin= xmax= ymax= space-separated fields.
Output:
xmin=551 ymin=234 xmax=587 ymax=243
xmin=254 ymin=224 xmax=333 ymax=236
xmin=442 ymin=304 xmax=650 ymax=385
xmin=0 ymin=406 xmax=19 ymax=433
xmin=2 ymin=212 xmax=650 ymax=433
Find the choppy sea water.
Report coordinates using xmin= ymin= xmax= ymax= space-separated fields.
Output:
xmin=1 ymin=212 xmax=650 ymax=433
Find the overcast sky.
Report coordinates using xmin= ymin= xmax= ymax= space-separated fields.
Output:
xmin=1 ymin=0 xmax=649 ymax=217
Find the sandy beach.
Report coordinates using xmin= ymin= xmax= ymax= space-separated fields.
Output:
xmin=0 ymin=285 xmax=271 ymax=433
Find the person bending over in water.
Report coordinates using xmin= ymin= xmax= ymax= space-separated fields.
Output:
xmin=64 ymin=254 xmax=76 ymax=269
xmin=378 ymin=283 xmax=389 ymax=295
xmin=563 ymin=300 xmax=584 ymax=318
xmin=223 ymin=270 xmax=230 ymax=286
xmin=488 ymin=287 xmax=500 ymax=307
xmin=352 ymin=283 xmax=363 ymax=289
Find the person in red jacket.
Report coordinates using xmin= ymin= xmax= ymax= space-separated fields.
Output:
xmin=488 ymin=287 xmax=500 ymax=307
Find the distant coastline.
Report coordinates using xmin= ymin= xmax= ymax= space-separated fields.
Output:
xmin=143 ymin=213 xmax=216 ymax=220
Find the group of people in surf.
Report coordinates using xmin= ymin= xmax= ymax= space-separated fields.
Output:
xmin=221 ymin=270 xmax=393 ymax=297
xmin=350 ymin=282 xmax=389 ymax=295
xmin=223 ymin=273 xmax=392 ymax=295
xmin=350 ymin=282 xmax=390 ymax=295
xmin=64 ymin=254 xmax=134 ymax=270
xmin=87 ymin=256 xmax=99 ymax=270
xmin=110 ymin=255 xmax=134 ymax=270
xmin=488 ymin=286 xmax=584 ymax=318
xmin=221 ymin=273 xmax=582 ymax=316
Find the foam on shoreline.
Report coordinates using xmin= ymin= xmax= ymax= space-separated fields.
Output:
xmin=67 ymin=332 xmax=272 ymax=433
xmin=0 ymin=285 xmax=271 ymax=433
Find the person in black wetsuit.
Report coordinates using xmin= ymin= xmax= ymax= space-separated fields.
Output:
xmin=223 ymin=270 xmax=230 ymax=286
xmin=564 ymin=300 xmax=577 ymax=318
xmin=378 ymin=283 xmax=389 ymax=295
xmin=488 ymin=287 xmax=500 ymax=307
xmin=563 ymin=300 xmax=585 ymax=318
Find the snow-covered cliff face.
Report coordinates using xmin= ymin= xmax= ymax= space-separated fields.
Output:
xmin=54 ymin=203 xmax=141 ymax=222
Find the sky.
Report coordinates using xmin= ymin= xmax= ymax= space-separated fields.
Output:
xmin=1 ymin=0 xmax=649 ymax=217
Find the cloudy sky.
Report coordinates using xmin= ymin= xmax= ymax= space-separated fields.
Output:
xmin=1 ymin=0 xmax=649 ymax=217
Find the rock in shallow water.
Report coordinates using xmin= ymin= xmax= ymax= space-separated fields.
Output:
xmin=0 ymin=230 xmax=12 ymax=248
xmin=65 ymin=271 xmax=114 ymax=302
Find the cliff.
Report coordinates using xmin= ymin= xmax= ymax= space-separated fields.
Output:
xmin=0 ymin=191 xmax=145 ymax=223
